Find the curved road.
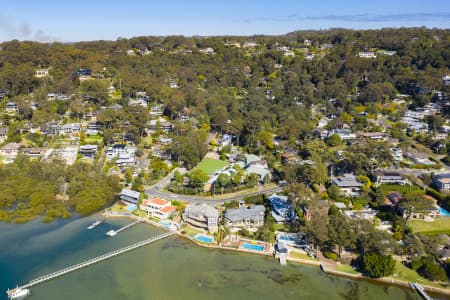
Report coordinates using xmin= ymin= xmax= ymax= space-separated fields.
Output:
xmin=144 ymin=168 xmax=283 ymax=204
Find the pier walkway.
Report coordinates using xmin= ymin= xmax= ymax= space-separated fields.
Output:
xmin=106 ymin=219 xmax=142 ymax=236
xmin=7 ymin=231 xmax=174 ymax=296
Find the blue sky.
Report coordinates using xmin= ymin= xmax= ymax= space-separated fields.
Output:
xmin=0 ymin=0 xmax=449 ymax=42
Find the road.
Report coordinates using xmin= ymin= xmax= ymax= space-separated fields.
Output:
xmin=144 ymin=171 xmax=283 ymax=204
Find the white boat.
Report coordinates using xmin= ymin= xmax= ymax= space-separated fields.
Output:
xmin=87 ymin=220 xmax=102 ymax=230
xmin=8 ymin=288 xmax=30 ymax=299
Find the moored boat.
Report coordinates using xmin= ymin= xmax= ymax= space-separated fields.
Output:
xmin=7 ymin=287 xmax=30 ymax=299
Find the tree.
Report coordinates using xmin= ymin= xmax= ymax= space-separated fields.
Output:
xmin=217 ymin=173 xmax=230 ymax=188
xmin=328 ymin=214 xmax=353 ymax=259
xmin=307 ymin=211 xmax=329 ymax=256
xmin=189 ymin=169 xmax=209 ymax=188
xmin=325 ymin=133 xmax=342 ymax=147
xmin=362 ymin=251 xmax=396 ymax=278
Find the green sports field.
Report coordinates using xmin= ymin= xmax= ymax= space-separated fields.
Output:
xmin=196 ymin=158 xmax=229 ymax=175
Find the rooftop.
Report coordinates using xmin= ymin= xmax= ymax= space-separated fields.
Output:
xmin=120 ymin=188 xmax=140 ymax=199
xmin=332 ymin=174 xmax=363 ymax=188
xmin=149 ymin=198 xmax=170 ymax=206
xmin=185 ymin=204 xmax=219 ymax=218
xmin=224 ymin=205 xmax=265 ymax=222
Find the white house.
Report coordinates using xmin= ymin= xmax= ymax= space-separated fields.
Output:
xmin=35 ymin=69 xmax=49 ymax=77
xmin=199 ymin=47 xmax=215 ymax=54
xmin=140 ymin=198 xmax=177 ymax=219
xmin=358 ymin=51 xmax=376 ymax=58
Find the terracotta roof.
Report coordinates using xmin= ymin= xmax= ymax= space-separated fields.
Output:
xmin=150 ymin=198 xmax=169 ymax=206
xmin=160 ymin=206 xmax=176 ymax=213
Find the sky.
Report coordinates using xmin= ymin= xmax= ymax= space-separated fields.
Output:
xmin=0 ymin=0 xmax=449 ymax=42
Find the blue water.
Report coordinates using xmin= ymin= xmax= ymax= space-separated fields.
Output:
xmin=242 ymin=243 xmax=265 ymax=251
xmin=439 ymin=207 xmax=450 ymax=217
xmin=0 ymin=216 xmax=427 ymax=300
xmin=279 ymin=236 xmax=294 ymax=241
xmin=194 ymin=234 xmax=213 ymax=243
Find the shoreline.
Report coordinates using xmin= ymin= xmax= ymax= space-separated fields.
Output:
xmin=104 ymin=211 xmax=450 ymax=298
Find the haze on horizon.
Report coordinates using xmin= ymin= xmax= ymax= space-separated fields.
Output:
xmin=0 ymin=0 xmax=449 ymax=43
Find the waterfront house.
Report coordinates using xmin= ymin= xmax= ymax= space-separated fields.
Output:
xmin=140 ymin=198 xmax=176 ymax=219
xmin=119 ymin=189 xmax=140 ymax=205
xmin=183 ymin=204 xmax=219 ymax=232
xmin=331 ymin=173 xmax=363 ymax=196
xmin=268 ymin=194 xmax=297 ymax=224
xmin=432 ymin=173 xmax=450 ymax=193
xmin=224 ymin=205 xmax=265 ymax=231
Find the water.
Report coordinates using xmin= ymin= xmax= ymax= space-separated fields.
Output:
xmin=439 ymin=206 xmax=450 ymax=217
xmin=242 ymin=243 xmax=265 ymax=251
xmin=0 ymin=216 xmax=424 ymax=300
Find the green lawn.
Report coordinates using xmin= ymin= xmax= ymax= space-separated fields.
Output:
xmin=378 ymin=184 xmax=421 ymax=195
xmin=390 ymin=260 xmax=439 ymax=287
xmin=335 ymin=263 xmax=360 ymax=275
xmin=289 ymin=250 xmax=316 ymax=261
xmin=82 ymin=134 xmax=103 ymax=144
xmin=180 ymin=224 xmax=203 ymax=237
xmin=410 ymin=218 xmax=450 ymax=236
xmin=195 ymin=158 xmax=229 ymax=175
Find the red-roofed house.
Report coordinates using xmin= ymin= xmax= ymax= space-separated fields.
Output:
xmin=140 ymin=198 xmax=177 ymax=219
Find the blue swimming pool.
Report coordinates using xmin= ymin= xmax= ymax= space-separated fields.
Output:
xmin=279 ymin=236 xmax=294 ymax=242
xmin=439 ymin=206 xmax=450 ymax=217
xmin=127 ymin=204 xmax=137 ymax=211
xmin=195 ymin=234 xmax=213 ymax=243
xmin=159 ymin=220 xmax=172 ymax=228
xmin=242 ymin=243 xmax=265 ymax=251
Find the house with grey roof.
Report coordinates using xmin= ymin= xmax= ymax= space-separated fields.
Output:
xmin=331 ymin=173 xmax=363 ymax=196
xmin=120 ymin=188 xmax=140 ymax=205
xmin=432 ymin=173 xmax=450 ymax=193
xmin=183 ymin=204 xmax=219 ymax=232
xmin=375 ymin=171 xmax=407 ymax=186
xmin=224 ymin=205 xmax=265 ymax=231
xmin=268 ymin=194 xmax=297 ymax=224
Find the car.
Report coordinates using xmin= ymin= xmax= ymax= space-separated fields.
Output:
xmin=170 ymin=194 xmax=178 ymax=198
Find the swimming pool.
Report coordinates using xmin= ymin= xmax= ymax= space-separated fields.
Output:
xmin=278 ymin=236 xmax=294 ymax=242
xmin=439 ymin=206 xmax=450 ymax=217
xmin=194 ymin=234 xmax=213 ymax=244
xmin=127 ymin=204 xmax=137 ymax=211
xmin=242 ymin=243 xmax=265 ymax=251
xmin=159 ymin=220 xmax=172 ymax=229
